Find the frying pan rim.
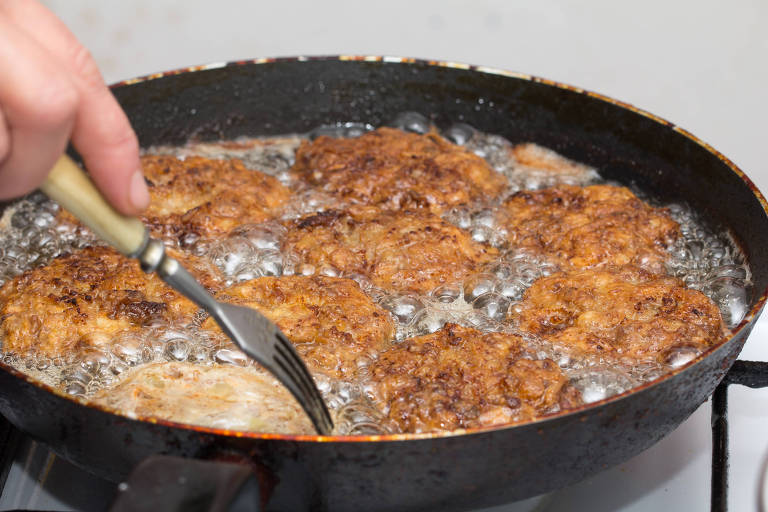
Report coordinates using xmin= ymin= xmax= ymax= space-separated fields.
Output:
xmin=1 ymin=54 xmax=766 ymax=444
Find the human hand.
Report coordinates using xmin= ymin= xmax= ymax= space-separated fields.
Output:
xmin=0 ymin=0 xmax=148 ymax=215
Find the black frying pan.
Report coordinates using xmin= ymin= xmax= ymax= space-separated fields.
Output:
xmin=0 ymin=56 xmax=766 ymax=512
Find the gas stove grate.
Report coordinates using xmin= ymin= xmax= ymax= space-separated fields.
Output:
xmin=711 ymin=360 xmax=768 ymax=512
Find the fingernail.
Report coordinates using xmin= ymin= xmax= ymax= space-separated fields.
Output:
xmin=129 ymin=170 xmax=150 ymax=211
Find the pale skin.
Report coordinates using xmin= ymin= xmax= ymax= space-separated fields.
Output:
xmin=0 ymin=0 xmax=149 ymax=215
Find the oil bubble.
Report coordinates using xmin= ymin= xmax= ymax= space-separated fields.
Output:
xmin=661 ymin=344 xmax=701 ymax=369
xmin=309 ymin=122 xmax=374 ymax=140
xmin=412 ymin=310 xmax=449 ymax=335
xmin=463 ymin=273 xmax=497 ymax=303
xmin=299 ymin=264 xmax=316 ymax=276
xmin=232 ymin=223 xmax=285 ymax=251
xmin=443 ymin=123 xmax=475 ymax=146
xmin=111 ymin=334 xmax=151 ymax=367
xmin=380 ymin=295 xmax=425 ymax=325
xmin=165 ymin=339 xmax=190 ymax=362
xmin=568 ymin=367 xmax=635 ymax=404
xmin=388 ymin=112 xmax=430 ymax=134
xmin=208 ymin=237 xmax=256 ymax=276
xmin=472 ymin=293 xmax=511 ymax=322
xmin=188 ymin=345 xmax=211 ymax=364
xmin=214 ymin=348 xmax=250 ymax=367
xmin=432 ymin=284 xmax=461 ymax=304
xmin=80 ymin=349 xmax=110 ymax=376
xmin=495 ymin=279 xmax=526 ymax=301
xmin=65 ymin=381 xmax=87 ymax=396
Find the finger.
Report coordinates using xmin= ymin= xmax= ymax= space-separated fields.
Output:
xmin=0 ymin=16 xmax=78 ymax=201
xmin=0 ymin=107 xmax=9 ymax=169
xmin=2 ymin=0 xmax=148 ymax=215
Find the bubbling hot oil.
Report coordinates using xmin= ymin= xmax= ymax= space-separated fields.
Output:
xmin=0 ymin=117 xmax=753 ymax=434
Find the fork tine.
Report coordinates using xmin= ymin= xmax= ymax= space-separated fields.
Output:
xmin=273 ymin=335 xmax=322 ymax=401
xmin=270 ymin=358 xmax=323 ymax=433
xmin=268 ymin=357 xmax=306 ymax=410
xmin=270 ymin=354 xmax=330 ymax=434
xmin=273 ymin=346 xmax=316 ymax=408
xmin=272 ymin=341 xmax=333 ymax=428
xmin=273 ymin=333 xmax=327 ymax=404
xmin=277 ymin=344 xmax=333 ymax=429
xmin=273 ymin=335 xmax=312 ymax=387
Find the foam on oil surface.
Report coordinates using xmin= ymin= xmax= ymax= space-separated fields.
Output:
xmin=0 ymin=117 xmax=753 ymax=433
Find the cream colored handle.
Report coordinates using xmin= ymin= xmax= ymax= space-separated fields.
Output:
xmin=41 ymin=155 xmax=147 ymax=256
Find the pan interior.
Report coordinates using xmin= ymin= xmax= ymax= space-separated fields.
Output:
xmin=0 ymin=110 xmax=751 ymax=437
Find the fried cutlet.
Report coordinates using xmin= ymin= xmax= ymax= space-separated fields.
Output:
xmin=56 ymin=156 xmax=291 ymax=246
xmin=509 ymin=266 xmax=726 ymax=364
xmin=369 ymin=323 xmax=582 ymax=433
xmin=500 ymin=185 xmax=679 ymax=272
xmin=282 ymin=206 xmax=499 ymax=293
xmin=89 ymin=362 xmax=314 ymax=434
xmin=291 ymin=127 xmax=508 ymax=213
xmin=140 ymin=155 xmax=291 ymax=245
xmin=203 ymin=276 xmax=395 ymax=379
xmin=0 ymin=246 xmax=220 ymax=357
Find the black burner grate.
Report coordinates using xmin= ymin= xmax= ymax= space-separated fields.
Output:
xmin=711 ymin=360 xmax=768 ymax=512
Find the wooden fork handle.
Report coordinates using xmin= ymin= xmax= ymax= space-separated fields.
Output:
xmin=41 ymin=155 xmax=148 ymax=256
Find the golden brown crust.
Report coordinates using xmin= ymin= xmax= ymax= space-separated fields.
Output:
xmin=509 ymin=266 xmax=726 ymax=364
xmin=369 ymin=324 xmax=581 ymax=433
xmin=141 ymin=155 xmax=291 ymax=244
xmin=204 ymin=276 xmax=395 ymax=379
xmin=500 ymin=185 xmax=680 ymax=272
xmin=89 ymin=362 xmax=314 ymax=434
xmin=0 ymin=246 xmax=220 ymax=357
xmin=282 ymin=206 xmax=499 ymax=293
xmin=291 ymin=127 xmax=508 ymax=213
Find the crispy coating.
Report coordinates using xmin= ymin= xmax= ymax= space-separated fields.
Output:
xmin=282 ymin=206 xmax=499 ymax=293
xmin=141 ymin=155 xmax=291 ymax=244
xmin=510 ymin=266 xmax=726 ymax=364
xmin=203 ymin=276 xmax=395 ymax=379
xmin=291 ymin=127 xmax=508 ymax=213
xmin=0 ymin=246 xmax=220 ymax=357
xmin=369 ymin=323 xmax=582 ymax=433
xmin=90 ymin=362 xmax=314 ymax=434
xmin=500 ymin=185 xmax=680 ymax=272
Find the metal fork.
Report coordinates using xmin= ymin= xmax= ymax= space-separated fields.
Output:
xmin=41 ymin=155 xmax=333 ymax=435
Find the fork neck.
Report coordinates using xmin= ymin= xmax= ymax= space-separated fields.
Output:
xmin=135 ymin=238 xmax=221 ymax=316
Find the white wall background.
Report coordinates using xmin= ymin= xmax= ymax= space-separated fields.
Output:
xmin=42 ymin=0 xmax=768 ymax=192
xmin=36 ymin=2 xmax=768 ymax=511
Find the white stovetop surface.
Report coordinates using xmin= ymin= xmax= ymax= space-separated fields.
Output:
xmin=34 ymin=2 xmax=768 ymax=510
